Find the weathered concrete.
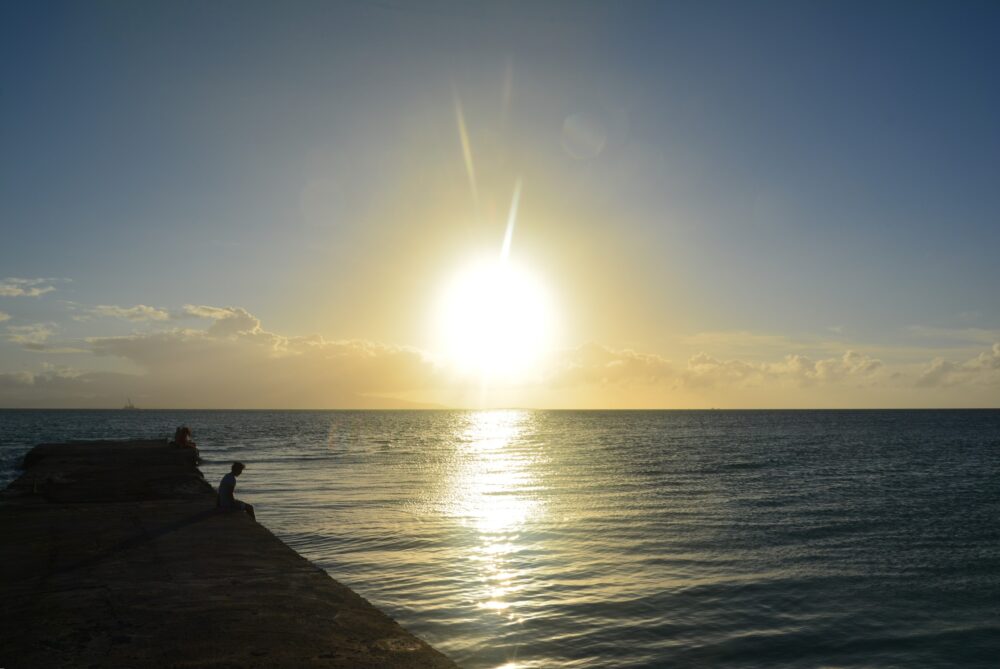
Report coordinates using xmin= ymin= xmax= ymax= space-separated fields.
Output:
xmin=0 ymin=440 xmax=458 ymax=669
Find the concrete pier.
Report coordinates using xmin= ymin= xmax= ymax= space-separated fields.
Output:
xmin=0 ymin=439 xmax=458 ymax=668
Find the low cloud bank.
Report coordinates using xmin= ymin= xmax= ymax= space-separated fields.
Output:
xmin=547 ymin=344 xmax=884 ymax=390
xmin=0 ymin=304 xmax=996 ymax=408
xmin=916 ymin=343 xmax=1000 ymax=388
xmin=81 ymin=307 xmax=438 ymax=408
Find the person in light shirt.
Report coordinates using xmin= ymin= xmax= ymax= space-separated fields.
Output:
xmin=218 ymin=461 xmax=255 ymax=521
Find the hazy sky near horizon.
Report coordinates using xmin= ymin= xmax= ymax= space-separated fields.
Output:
xmin=1 ymin=0 xmax=998 ymax=408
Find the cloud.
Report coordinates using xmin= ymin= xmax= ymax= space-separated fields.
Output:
xmin=0 ymin=368 xmax=138 ymax=407
xmin=767 ymin=350 xmax=884 ymax=385
xmin=5 ymin=323 xmax=55 ymax=346
xmin=681 ymin=352 xmax=763 ymax=388
xmin=916 ymin=343 xmax=1000 ymax=388
xmin=24 ymin=346 xmax=88 ymax=354
xmin=547 ymin=344 xmax=884 ymax=390
xmin=0 ymin=277 xmax=56 ymax=297
xmin=691 ymin=350 xmax=884 ymax=388
xmin=0 ymin=305 xmax=993 ymax=408
xmin=0 ymin=311 xmax=9 ymax=323
xmin=0 ymin=370 xmax=37 ymax=386
xmin=180 ymin=304 xmax=262 ymax=336
xmin=2 ymin=323 xmax=84 ymax=353
xmin=546 ymin=342 xmax=675 ymax=387
xmin=80 ymin=308 xmax=439 ymax=407
xmin=94 ymin=304 xmax=171 ymax=322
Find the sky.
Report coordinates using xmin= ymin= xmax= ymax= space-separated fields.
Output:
xmin=1 ymin=0 xmax=998 ymax=408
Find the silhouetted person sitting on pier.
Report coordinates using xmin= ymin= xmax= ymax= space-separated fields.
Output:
xmin=171 ymin=426 xmax=197 ymax=449
xmin=170 ymin=426 xmax=201 ymax=464
xmin=218 ymin=462 xmax=255 ymax=521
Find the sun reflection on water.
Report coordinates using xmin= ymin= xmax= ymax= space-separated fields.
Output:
xmin=448 ymin=410 xmax=544 ymax=628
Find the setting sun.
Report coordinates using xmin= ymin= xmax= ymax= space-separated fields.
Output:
xmin=433 ymin=257 xmax=556 ymax=381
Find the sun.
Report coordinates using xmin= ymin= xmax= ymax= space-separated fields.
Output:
xmin=433 ymin=257 xmax=556 ymax=381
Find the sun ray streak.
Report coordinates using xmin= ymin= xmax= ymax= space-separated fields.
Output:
xmin=501 ymin=179 xmax=522 ymax=262
xmin=453 ymin=90 xmax=479 ymax=207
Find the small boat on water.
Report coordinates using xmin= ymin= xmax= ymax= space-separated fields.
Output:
xmin=122 ymin=397 xmax=139 ymax=410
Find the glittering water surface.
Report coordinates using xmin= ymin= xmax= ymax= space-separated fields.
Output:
xmin=2 ymin=409 xmax=999 ymax=668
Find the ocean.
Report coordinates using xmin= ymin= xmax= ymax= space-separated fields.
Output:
xmin=1 ymin=409 xmax=998 ymax=668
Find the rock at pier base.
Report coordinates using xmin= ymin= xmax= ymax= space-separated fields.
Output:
xmin=0 ymin=440 xmax=457 ymax=669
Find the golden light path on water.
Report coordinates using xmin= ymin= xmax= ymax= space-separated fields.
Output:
xmin=446 ymin=410 xmax=543 ymax=645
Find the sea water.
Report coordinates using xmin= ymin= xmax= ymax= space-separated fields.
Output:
xmin=1 ymin=409 xmax=998 ymax=668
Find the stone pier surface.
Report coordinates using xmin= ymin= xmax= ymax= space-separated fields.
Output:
xmin=0 ymin=440 xmax=458 ymax=669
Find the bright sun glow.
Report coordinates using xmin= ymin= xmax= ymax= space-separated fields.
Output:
xmin=434 ymin=257 xmax=556 ymax=380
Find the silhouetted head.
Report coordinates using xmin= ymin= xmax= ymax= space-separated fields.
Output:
xmin=231 ymin=461 xmax=245 ymax=476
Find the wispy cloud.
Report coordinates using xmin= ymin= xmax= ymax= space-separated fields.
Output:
xmin=6 ymin=323 xmax=55 ymax=345
xmin=93 ymin=304 xmax=171 ymax=322
xmin=3 ymin=322 xmax=84 ymax=353
xmin=88 ymin=303 xmax=259 ymax=327
xmin=180 ymin=304 xmax=262 ymax=336
xmin=0 ymin=311 xmax=10 ymax=323
xmin=0 ymin=277 xmax=57 ymax=297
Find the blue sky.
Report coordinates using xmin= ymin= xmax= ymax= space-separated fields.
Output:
xmin=1 ymin=1 xmax=998 ymax=407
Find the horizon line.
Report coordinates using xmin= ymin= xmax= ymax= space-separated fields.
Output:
xmin=1 ymin=407 xmax=998 ymax=412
